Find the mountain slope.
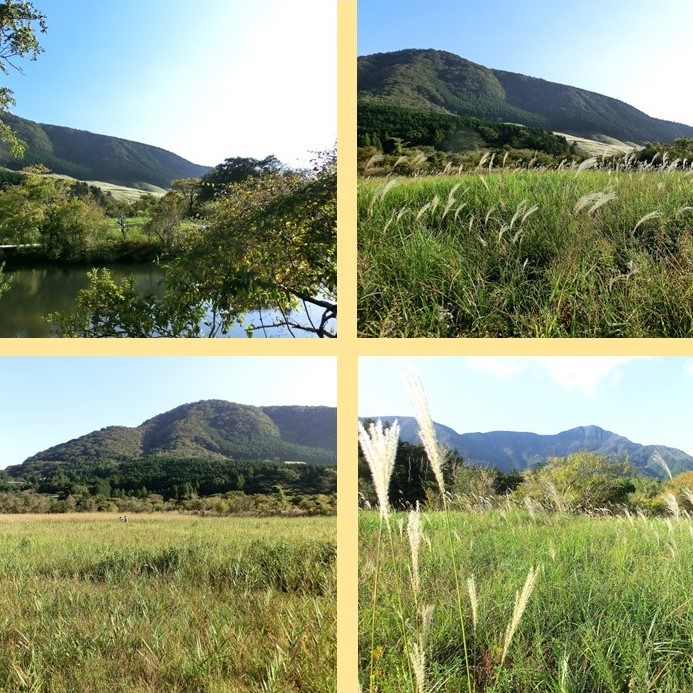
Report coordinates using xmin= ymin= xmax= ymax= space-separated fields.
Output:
xmin=11 ymin=400 xmax=337 ymax=476
xmin=0 ymin=113 xmax=210 ymax=189
xmin=358 ymin=49 xmax=693 ymax=144
xmin=371 ymin=418 xmax=693 ymax=477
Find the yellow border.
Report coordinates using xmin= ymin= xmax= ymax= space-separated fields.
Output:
xmin=337 ymin=1 xmax=358 ymax=690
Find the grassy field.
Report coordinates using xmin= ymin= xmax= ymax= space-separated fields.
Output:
xmin=360 ymin=509 xmax=693 ymax=692
xmin=0 ymin=513 xmax=335 ymax=693
xmin=358 ymin=169 xmax=693 ymax=336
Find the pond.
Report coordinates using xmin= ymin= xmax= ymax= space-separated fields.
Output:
xmin=0 ymin=264 xmax=332 ymax=337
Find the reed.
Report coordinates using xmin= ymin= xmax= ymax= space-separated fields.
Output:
xmin=359 ymin=169 xmax=693 ymax=337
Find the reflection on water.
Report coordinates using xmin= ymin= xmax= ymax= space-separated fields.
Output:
xmin=0 ymin=264 xmax=331 ymax=338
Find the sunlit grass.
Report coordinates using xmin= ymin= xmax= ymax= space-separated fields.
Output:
xmin=360 ymin=509 xmax=693 ymax=692
xmin=0 ymin=514 xmax=336 ymax=693
xmin=358 ymin=169 xmax=693 ymax=337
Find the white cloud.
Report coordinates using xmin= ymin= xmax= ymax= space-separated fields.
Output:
xmin=535 ymin=357 xmax=633 ymax=397
xmin=682 ymin=361 xmax=693 ymax=377
xmin=465 ymin=357 xmax=526 ymax=378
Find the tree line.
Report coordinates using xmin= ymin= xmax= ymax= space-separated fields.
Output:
xmin=0 ymin=455 xmax=337 ymax=515
xmin=358 ymin=101 xmax=572 ymax=157
xmin=359 ymin=439 xmax=692 ymax=516
xmin=7 ymin=455 xmax=336 ymax=500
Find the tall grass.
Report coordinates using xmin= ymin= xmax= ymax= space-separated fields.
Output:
xmin=358 ymin=169 xmax=693 ymax=336
xmin=359 ymin=371 xmax=693 ymax=690
xmin=0 ymin=513 xmax=336 ymax=693
xmin=360 ymin=508 xmax=693 ymax=692
xmin=360 ymin=376 xmax=542 ymax=692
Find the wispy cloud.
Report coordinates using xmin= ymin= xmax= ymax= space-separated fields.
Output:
xmin=535 ymin=357 xmax=633 ymax=396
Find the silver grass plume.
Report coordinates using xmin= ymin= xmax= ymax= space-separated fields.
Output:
xmin=652 ymin=451 xmax=673 ymax=481
xmin=358 ymin=419 xmax=399 ymax=520
xmin=409 ymin=604 xmax=435 ymax=693
xmin=501 ymin=565 xmax=541 ymax=667
xmin=466 ymin=576 xmax=478 ymax=633
xmin=404 ymin=366 xmax=446 ymax=497
xmin=407 ymin=503 xmax=424 ymax=600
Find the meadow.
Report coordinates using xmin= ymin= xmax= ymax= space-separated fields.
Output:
xmin=360 ymin=508 xmax=693 ymax=692
xmin=0 ymin=513 xmax=336 ymax=693
xmin=358 ymin=168 xmax=693 ymax=337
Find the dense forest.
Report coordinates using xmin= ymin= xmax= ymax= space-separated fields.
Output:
xmin=0 ymin=456 xmax=336 ymax=516
xmin=6 ymin=455 xmax=336 ymax=500
xmin=358 ymin=101 xmax=572 ymax=156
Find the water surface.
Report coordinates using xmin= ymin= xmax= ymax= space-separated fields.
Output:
xmin=0 ymin=264 xmax=332 ymax=337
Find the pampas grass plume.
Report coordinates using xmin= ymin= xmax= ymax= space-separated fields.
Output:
xmin=404 ymin=366 xmax=446 ymax=497
xmin=501 ymin=565 xmax=541 ymax=667
xmin=358 ymin=419 xmax=400 ymax=519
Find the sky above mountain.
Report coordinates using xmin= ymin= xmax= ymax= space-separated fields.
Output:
xmin=1 ymin=357 xmax=336 ymax=468
xmin=358 ymin=0 xmax=693 ymax=127
xmin=359 ymin=357 xmax=693 ymax=458
xmin=3 ymin=0 xmax=336 ymax=167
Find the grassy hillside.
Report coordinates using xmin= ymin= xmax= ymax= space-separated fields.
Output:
xmin=358 ymin=49 xmax=693 ymax=144
xmin=0 ymin=113 xmax=210 ymax=189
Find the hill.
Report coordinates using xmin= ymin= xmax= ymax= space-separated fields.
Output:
xmin=358 ymin=49 xmax=693 ymax=145
xmin=0 ymin=113 xmax=210 ymax=189
xmin=10 ymin=400 xmax=337 ymax=477
xmin=370 ymin=419 xmax=693 ymax=477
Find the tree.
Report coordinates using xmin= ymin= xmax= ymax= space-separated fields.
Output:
xmin=168 ymin=149 xmax=337 ymax=337
xmin=51 ymin=149 xmax=337 ymax=338
xmin=144 ymin=191 xmax=186 ymax=249
xmin=107 ymin=198 xmax=132 ymax=239
xmin=170 ymin=177 xmax=201 ymax=216
xmin=197 ymin=155 xmax=283 ymax=202
xmin=518 ymin=452 xmax=636 ymax=512
xmin=0 ymin=171 xmax=51 ymax=243
xmin=0 ymin=1 xmax=47 ymax=155
xmin=40 ymin=195 xmax=109 ymax=258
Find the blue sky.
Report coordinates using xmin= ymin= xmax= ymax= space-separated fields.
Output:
xmin=1 ymin=357 xmax=336 ymax=468
xmin=358 ymin=0 xmax=693 ymax=127
xmin=359 ymin=357 xmax=693 ymax=455
xmin=3 ymin=0 xmax=336 ymax=167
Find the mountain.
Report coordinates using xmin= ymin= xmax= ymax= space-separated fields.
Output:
xmin=0 ymin=113 xmax=211 ymax=189
xmin=358 ymin=49 xmax=693 ymax=145
xmin=10 ymin=400 xmax=337 ymax=477
xmin=370 ymin=418 xmax=693 ymax=477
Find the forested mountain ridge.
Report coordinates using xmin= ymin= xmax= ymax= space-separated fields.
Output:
xmin=368 ymin=418 xmax=693 ymax=477
xmin=12 ymin=400 xmax=337 ymax=475
xmin=358 ymin=49 xmax=693 ymax=144
xmin=0 ymin=113 xmax=210 ymax=189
